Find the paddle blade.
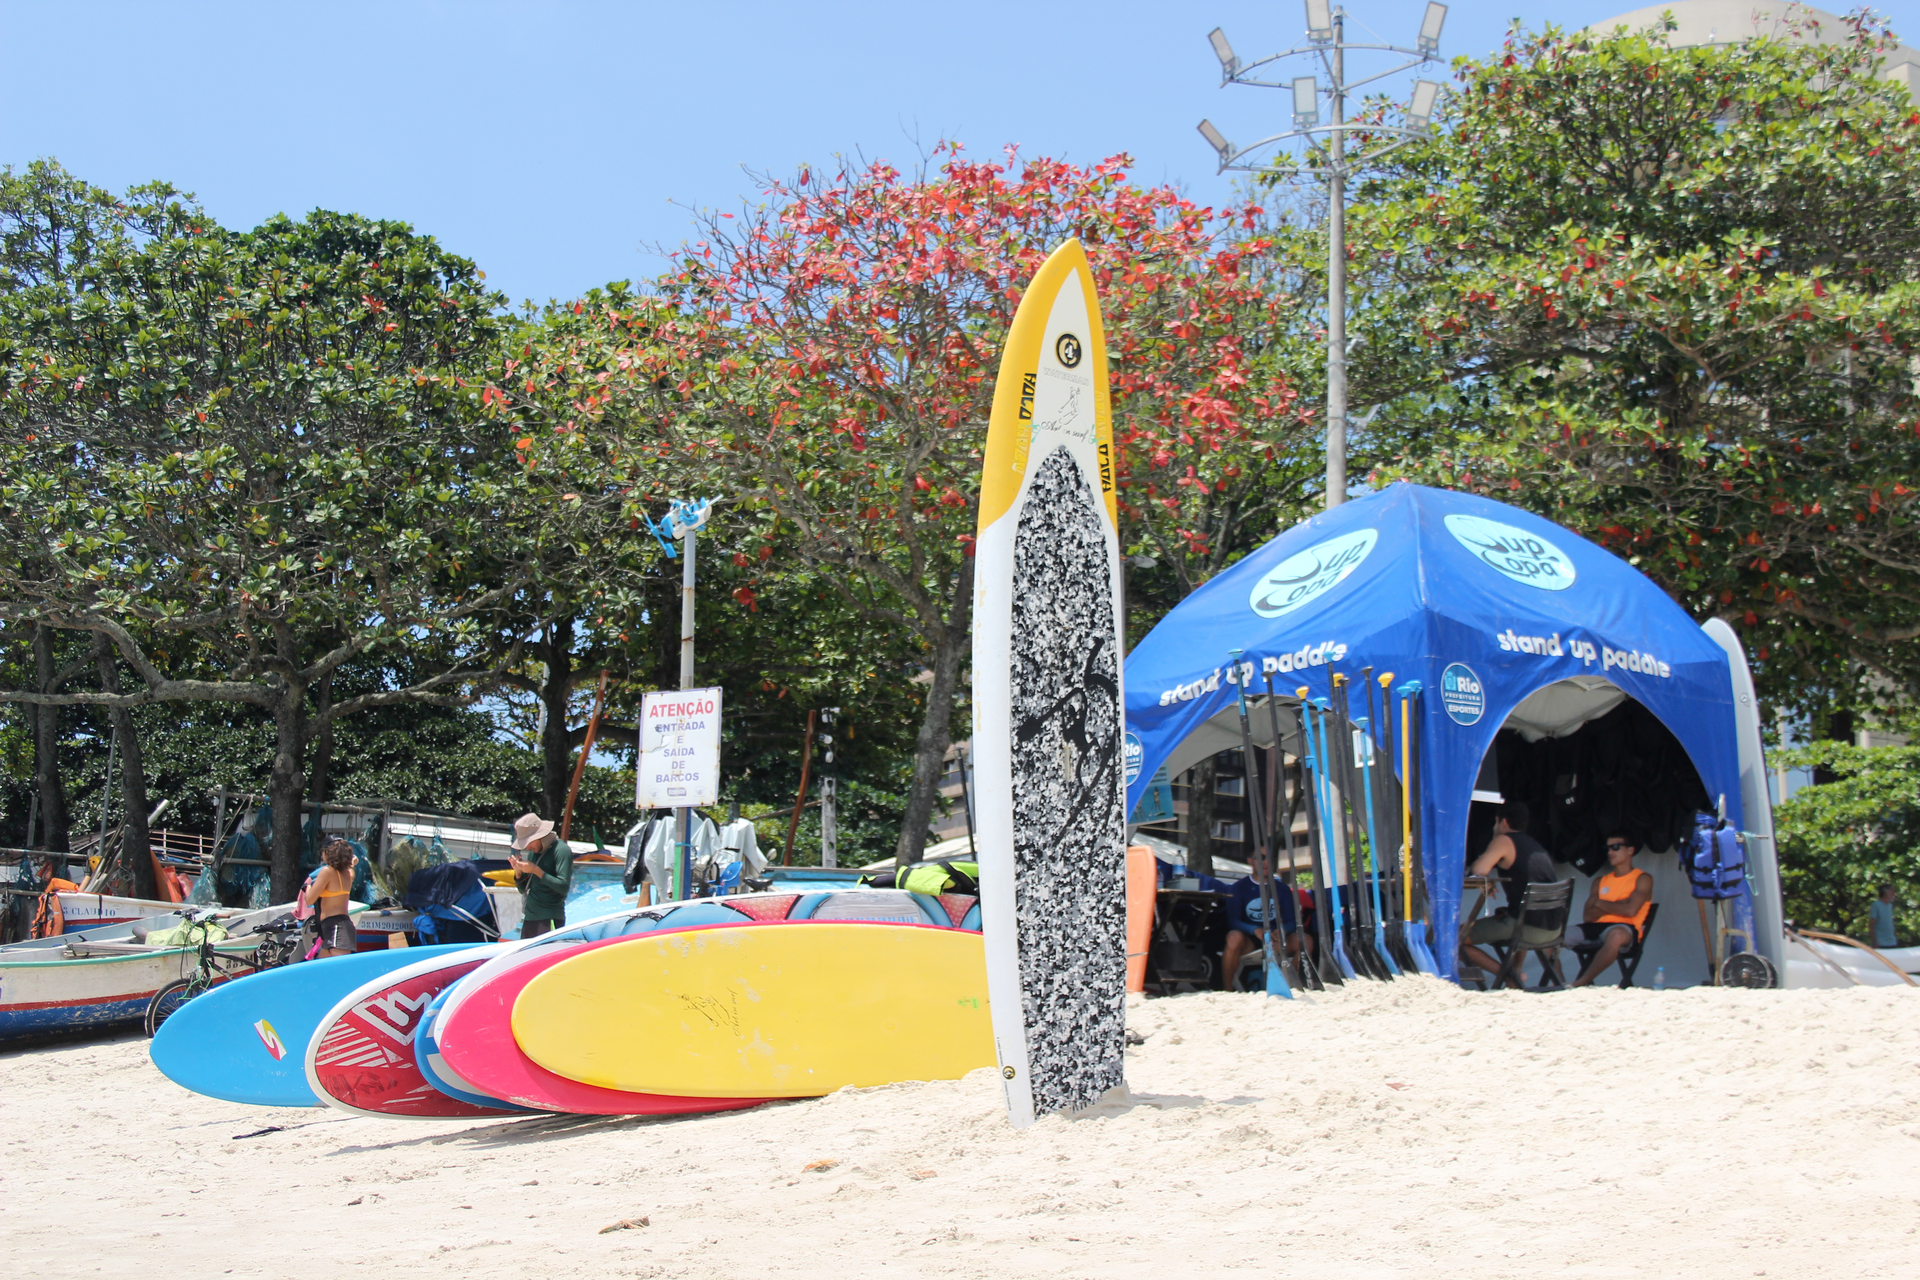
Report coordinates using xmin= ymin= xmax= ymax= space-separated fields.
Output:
xmin=1406 ymin=920 xmax=1439 ymax=975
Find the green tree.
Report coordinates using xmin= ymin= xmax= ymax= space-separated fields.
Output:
xmin=1 ymin=160 xmax=196 ymax=865
xmin=0 ymin=205 xmax=621 ymax=897
xmin=1345 ymin=18 xmax=1920 ymax=714
xmin=1773 ymin=738 xmax=1920 ymax=942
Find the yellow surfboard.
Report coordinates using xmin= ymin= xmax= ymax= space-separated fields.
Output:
xmin=510 ymin=924 xmax=992 ymax=1098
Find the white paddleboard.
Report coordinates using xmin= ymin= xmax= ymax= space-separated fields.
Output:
xmin=972 ymin=239 xmax=1128 ymax=1127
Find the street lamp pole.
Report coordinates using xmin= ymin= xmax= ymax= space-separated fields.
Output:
xmin=1327 ymin=7 xmax=1348 ymax=506
xmin=1198 ymin=2 xmax=1447 ymax=509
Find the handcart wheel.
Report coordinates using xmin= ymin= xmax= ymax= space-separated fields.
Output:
xmin=1719 ymin=951 xmax=1777 ymax=989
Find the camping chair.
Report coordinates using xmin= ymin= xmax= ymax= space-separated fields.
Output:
xmin=1489 ymin=879 xmax=1575 ymax=991
xmin=1566 ymin=902 xmax=1661 ymax=989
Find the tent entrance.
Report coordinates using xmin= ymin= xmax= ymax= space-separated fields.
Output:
xmin=1469 ymin=677 xmax=1710 ymax=876
xmin=1467 ymin=678 xmax=1725 ymax=985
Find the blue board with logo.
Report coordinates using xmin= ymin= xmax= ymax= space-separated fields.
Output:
xmin=149 ymin=945 xmax=478 ymax=1107
xmin=1123 ymin=483 xmax=1745 ymax=979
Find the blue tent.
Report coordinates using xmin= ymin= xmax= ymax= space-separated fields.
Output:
xmin=1123 ymin=483 xmax=1747 ymax=980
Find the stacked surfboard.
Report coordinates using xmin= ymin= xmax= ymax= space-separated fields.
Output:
xmin=149 ymin=888 xmax=993 ymax=1119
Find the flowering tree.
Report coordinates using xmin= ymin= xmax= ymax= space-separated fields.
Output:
xmin=488 ymin=145 xmax=1313 ymax=863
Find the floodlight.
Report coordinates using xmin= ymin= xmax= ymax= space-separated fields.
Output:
xmin=1293 ymin=76 xmax=1320 ymax=128
xmin=1197 ymin=119 xmax=1235 ymax=167
xmin=1417 ymin=1 xmax=1447 ymax=55
xmin=1208 ymin=27 xmax=1240 ymax=78
xmin=1306 ymin=0 xmax=1334 ymax=43
xmin=1407 ymin=79 xmax=1441 ymax=129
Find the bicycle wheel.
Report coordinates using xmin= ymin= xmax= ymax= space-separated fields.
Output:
xmin=145 ymin=976 xmax=208 ymax=1037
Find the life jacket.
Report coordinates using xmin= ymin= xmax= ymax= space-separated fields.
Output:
xmin=31 ymin=878 xmax=80 ymax=939
xmin=861 ymin=861 xmax=979 ymax=896
xmin=1684 ymin=813 xmax=1746 ymax=901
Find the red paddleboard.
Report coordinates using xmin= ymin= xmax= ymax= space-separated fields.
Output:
xmin=433 ymin=932 xmax=769 ymax=1117
xmin=304 ymin=945 xmax=518 ymax=1120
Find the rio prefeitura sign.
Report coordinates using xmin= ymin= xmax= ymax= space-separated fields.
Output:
xmin=637 ymin=687 xmax=722 ymax=810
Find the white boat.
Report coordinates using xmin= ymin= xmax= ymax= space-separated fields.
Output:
xmin=1782 ymin=933 xmax=1920 ymax=989
xmin=50 ymin=891 xmax=190 ymax=934
xmin=0 ymin=902 xmax=359 ymax=1040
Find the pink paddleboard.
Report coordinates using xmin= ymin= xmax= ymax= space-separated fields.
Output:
xmin=434 ymin=932 xmax=770 ymax=1117
xmin=305 ymin=945 xmax=519 ymax=1120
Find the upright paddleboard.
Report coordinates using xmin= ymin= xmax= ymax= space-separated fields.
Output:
xmin=514 ymin=921 xmax=992 ymax=1097
xmin=433 ymin=933 xmax=767 ymax=1117
xmin=149 ymin=945 xmax=476 ymax=1108
xmin=972 ymin=240 xmax=1128 ymax=1126
xmin=306 ymin=944 xmax=520 ymax=1120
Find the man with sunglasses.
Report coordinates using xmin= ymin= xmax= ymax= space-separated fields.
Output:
xmin=1568 ymin=831 xmax=1654 ymax=987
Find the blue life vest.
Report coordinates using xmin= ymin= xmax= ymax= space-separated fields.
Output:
xmin=1684 ymin=813 xmax=1746 ymax=901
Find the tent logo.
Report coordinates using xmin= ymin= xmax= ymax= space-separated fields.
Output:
xmin=1440 ymin=663 xmax=1485 ymax=725
xmin=1444 ymin=514 xmax=1577 ymax=591
xmin=1248 ymin=528 xmax=1378 ymax=618
xmin=1123 ymin=732 xmax=1144 ymax=786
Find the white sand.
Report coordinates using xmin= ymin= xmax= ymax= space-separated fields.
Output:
xmin=5 ymin=978 xmax=1917 ymax=1279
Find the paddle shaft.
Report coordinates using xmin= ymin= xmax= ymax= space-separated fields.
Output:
xmin=1228 ymin=653 xmax=1289 ymax=997
xmin=1267 ymin=670 xmax=1334 ymax=988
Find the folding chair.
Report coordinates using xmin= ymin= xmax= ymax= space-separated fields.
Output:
xmin=1567 ymin=901 xmax=1660 ymax=989
xmin=1491 ymin=878 xmax=1575 ymax=991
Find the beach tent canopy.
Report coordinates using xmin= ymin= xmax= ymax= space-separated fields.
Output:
xmin=1123 ymin=483 xmax=1745 ymax=979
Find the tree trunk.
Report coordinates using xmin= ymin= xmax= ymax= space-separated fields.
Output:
xmin=269 ymin=687 xmax=308 ymax=902
xmin=31 ymin=623 xmax=71 ymax=852
xmin=91 ymin=635 xmax=155 ymax=900
xmin=1185 ymin=755 xmax=1217 ymax=876
xmin=307 ymin=670 xmax=334 ymax=808
xmin=894 ymin=559 xmax=974 ymax=867
xmin=539 ymin=620 xmax=576 ymax=822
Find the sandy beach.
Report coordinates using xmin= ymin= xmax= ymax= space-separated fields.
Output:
xmin=4 ymin=978 xmax=1916 ymax=1279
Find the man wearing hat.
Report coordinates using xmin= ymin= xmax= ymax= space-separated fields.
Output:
xmin=508 ymin=812 xmax=573 ymax=938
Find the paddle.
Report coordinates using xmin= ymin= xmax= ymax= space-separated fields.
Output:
xmin=1369 ymin=670 xmax=1420 ymax=974
xmin=1227 ymin=650 xmax=1293 ymax=1000
xmin=1265 ymin=669 xmax=1330 ymax=990
xmin=1299 ymin=692 xmax=1359 ymax=981
xmin=1396 ymin=680 xmax=1441 ymax=974
xmin=1331 ymin=676 xmax=1391 ymax=980
xmin=1354 ymin=667 xmax=1401 ymax=977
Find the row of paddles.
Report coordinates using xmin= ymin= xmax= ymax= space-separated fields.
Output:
xmin=1225 ymin=654 xmax=1442 ymax=997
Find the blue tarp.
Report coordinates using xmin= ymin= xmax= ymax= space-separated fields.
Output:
xmin=1123 ymin=483 xmax=1745 ymax=980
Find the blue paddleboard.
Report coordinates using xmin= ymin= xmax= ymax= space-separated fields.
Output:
xmin=149 ymin=945 xmax=477 ymax=1107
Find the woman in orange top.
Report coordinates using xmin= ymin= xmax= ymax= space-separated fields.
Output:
xmin=1570 ymin=831 xmax=1653 ymax=987
xmin=302 ymin=840 xmax=359 ymax=958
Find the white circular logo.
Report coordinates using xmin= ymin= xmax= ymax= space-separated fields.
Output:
xmin=1440 ymin=662 xmax=1485 ymax=725
xmin=1444 ymin=514 xmax=1577 ymax=592
xmin=1123 ymin=732 xmax=1143 ymax=786
xmin=1248 ymin=529 xmax=1378 ymax=619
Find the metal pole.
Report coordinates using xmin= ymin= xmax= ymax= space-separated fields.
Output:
xmin=675 ymin=525 xmax=696 ymax=899
xmin=1324 ymin=8 xmax=1347 ymax=509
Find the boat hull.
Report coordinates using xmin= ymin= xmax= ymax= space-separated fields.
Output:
xmin=0 ymin=945 xmax=247 ymax=1039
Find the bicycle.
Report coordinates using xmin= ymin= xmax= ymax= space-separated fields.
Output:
xmin=143 ymin=909 xmax=303 ymax=1036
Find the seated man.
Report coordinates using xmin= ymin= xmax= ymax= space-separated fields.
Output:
xmin=1217 ymin=857 xmax=1300 ymax=988
xmin=1568 ymin=831 xmax=1653 ymax=986
xmin=1460 ymin=800 xmax=1561 ymax=987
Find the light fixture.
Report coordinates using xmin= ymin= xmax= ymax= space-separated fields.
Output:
xmin=1208 ymin=27 xmax=1240 ymax=78
xmin=1407 ymin=78 xmax=1440 ymax=129
xmin=1417 ymin=1 xmax=1447 ymax=55
xmin=1197 ymin=119 xmax=1234 ymax=167
xmin=1305 ymin=0 xmax=1334 ymax=43
xmin=1292 ymin=76 xmax=1320 ymax=128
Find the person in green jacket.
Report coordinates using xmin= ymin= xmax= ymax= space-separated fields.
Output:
xmin=508 ymin=812 xmax=572 ymax=938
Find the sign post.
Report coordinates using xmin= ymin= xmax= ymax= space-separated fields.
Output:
xmin=637 ymin=688 xmax=722 ymax=899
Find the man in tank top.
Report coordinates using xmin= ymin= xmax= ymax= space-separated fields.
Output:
xmin=1460 ymin=801 xmax=1561 ymax=986
xmin=1567 ymin=830 xmax=1653 ymax=986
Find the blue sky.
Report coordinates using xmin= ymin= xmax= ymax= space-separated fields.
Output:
xmin=4 ymin=1 xmax=1915 ymax=307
